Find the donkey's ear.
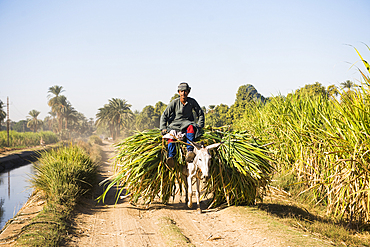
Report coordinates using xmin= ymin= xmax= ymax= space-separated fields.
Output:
xmin=206 ymin=143 xmax=221 ymax=150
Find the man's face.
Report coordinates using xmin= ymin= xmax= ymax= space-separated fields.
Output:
xmin=178 ymin=90 xmax=189 ymax=101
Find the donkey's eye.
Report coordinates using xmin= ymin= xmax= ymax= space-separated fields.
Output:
xmin=199 ymin=158 xmax=202 ymax=161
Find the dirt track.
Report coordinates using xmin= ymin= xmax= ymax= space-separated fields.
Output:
xmin=69 ymin=141 xmax=331 ymax=247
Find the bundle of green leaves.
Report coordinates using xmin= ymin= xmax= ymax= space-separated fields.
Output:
xmin=99 ymin=127 xmax=273 ymax=208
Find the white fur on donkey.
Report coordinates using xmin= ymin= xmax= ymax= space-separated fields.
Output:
xmin=185 ymin=142 xmax=221 ymax=213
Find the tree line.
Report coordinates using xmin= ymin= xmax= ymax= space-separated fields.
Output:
xmin=0 ymin=85 xmax=95 ymax=140
xmin=95 ymin=81 xmax=356 ymax=140
xmin=0 ymin=80 xmax=355 ymax=141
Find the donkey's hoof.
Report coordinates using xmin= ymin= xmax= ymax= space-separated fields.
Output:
xmin=188 ymin=202 xmax=193 ymax=209
xmin=197 ymin=208 xmax=202 ymax=214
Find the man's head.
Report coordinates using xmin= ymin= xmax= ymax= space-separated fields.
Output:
xmin=178 ymin=82 xmax=191 ymax=103
xmin=178 ymin=82 xmax=191 ymax=92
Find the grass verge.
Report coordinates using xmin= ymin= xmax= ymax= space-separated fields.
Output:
xmin=255 ymin=188 xmax=370 ymax=247
xmin=157 ymin=217 xmax=194 ymax=247
xmin=15 ymin=142 xmax=100 ymax=246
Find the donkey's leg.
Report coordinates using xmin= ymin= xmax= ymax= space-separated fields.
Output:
xmin=187 ymin=175 xmax=193 ymax=208
xmin=181 ymin=172 xmax=189 ymax=205
xmin=195 ymin=177 xmax=202 ymax=213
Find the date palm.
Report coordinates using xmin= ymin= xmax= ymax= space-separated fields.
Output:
xmin=48 ymin=85 xmax=67 ymax=132
xmin=61 ymin=102 xmax=78 ymax=130
xmin=327 ymin=84 xmax=339 ymax=99
xmin=96 ymin=98 xmax=133 ymax=140
xmin=96 ymin=106 xmax=113 ymax=138
xmin=340 ymin=80 xmax=356 ymax=91
xmin=110 ymin=98 xmax=134 ymax=139
xmin=46 ymin=111 xmax=57 ymax=132
xmin=27 ymin=109 xmax=43 ymax=132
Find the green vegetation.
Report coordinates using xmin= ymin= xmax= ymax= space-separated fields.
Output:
xmin=233 ymin=47 xmax=370 ymax=227
xmin=2 ymin=43 xmax=369 ymax=245
xmin=134 ymin=101 xmax=167 ymax=131
xmin=27 ymin=109 xmax=43 ymax=132
xmin=31 ymin=144 xmax=98 ymax=206
xmin=16 ymin=143 xmax=99 ymax=246
xmin=95 ymin=98 xmax=134 ymax=140
xmin=0 ymin=131 xmax=58 ymax=148
xmin=257 ymin=193 xmax=370 ymax=246
xmin=88 ymin=134 xmax=103 ymax=145
xmin=2 ymin=85 xmax=95 ymax=140
xmin=235 ymin=90 xmax=370 ymax=223
xmin=47 ymin=85 xmax=67 ymax=133
xmin=95 ymin=45 xmax=370 ymax=245
xmin=98 ymin=128 xmax=272 ymax=208
xmin=46 ymin=85 xmax=96 ymax=139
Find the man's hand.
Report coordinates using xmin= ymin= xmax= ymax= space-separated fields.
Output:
xmin=161 ymin=129 xmax=167 ymax=136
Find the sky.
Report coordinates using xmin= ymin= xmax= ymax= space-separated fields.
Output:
xmin=0 ymin=0 xmax=369 ymax=122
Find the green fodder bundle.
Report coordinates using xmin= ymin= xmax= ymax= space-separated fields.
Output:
xmin=98 ymin=128 xmax=273 ymax=208
xmin=202 ymin=128 xmax=273 ymax=207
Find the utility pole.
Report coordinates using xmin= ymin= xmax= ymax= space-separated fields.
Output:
xmin=7 ymin=97 xmax=9 ymax=146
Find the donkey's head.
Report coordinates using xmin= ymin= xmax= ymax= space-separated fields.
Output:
xmin=192 ymin=142 xmax=221 ymax=180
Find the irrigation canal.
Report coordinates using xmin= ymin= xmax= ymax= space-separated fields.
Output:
xmin=0 ymin=163 xmax=34 ymax=229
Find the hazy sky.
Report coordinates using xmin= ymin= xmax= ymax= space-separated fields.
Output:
xmin=0 ymin=0 xmax=369 ymax=121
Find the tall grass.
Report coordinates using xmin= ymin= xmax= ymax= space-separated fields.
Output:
xmin=235 ymin=83 xmax=370 ymax=223
xmin=0 ymin=131 xmax=58 ymax=148
xmin=16 ymin=143 xmax=99 ymax=245
xmin=31 ymin=144 xmax=98 ymax=206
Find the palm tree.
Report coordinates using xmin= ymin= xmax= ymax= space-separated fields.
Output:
xmin=327 ymin=85 xmax=339 ymax=99
xmin=0 ymin=100 xmax=6 ymax=131
xmin=72 ymin=112 xmax=91 ymax=137
xmin=109 ymin=98 xmax=134 ymax=138
xmin=47 ymin=85 xmax=67 ymax=132
xmin=96 ymin=105 xmax=112 ymax=138
xmin=27 ymin=110 xmax=43 ymax=132
xmin=61 ymin=102 xmax=78 ymax=130
xmin=46 ymin=111 xmax=57 ymax=132
xmin=340 ymin=80 xmax=356 ymax=91
xmin=96 ymin=98 xmax=133 ymax=140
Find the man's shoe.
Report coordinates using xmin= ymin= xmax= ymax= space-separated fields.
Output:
xmin=185 ymin=151 xmax=195 ymax=163
xmin=167 ymin=157 xmax=175 ymax=168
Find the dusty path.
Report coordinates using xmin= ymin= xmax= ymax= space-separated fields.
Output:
xmin=69 ymin=141 xmax=332 ymax=247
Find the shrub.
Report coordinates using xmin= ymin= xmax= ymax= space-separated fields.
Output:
xmin=31 ymin=144 xmax=98 ymax=206
xmin=88 ymin=135 xmax=103 ymax=145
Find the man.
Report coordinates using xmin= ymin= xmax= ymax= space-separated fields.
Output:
xmin=160 ymin=82 xmax=205 ymax=167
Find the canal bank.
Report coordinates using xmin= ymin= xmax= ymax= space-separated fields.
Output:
xmin=0 ymin=142 xmax=100 ymax=246
xmin=0 ymin=145 xmax=59 ymax=237
xmin=0 ymin=145 xmax=59 ymax=173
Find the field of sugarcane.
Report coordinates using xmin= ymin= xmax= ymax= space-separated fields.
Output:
xmin=98 ymin=127 xmax=273 ymax=208
xmin=0 ymin=130 xmax=58 ymax=148
xmin=235 ymin=47 xmax=370 ymax=224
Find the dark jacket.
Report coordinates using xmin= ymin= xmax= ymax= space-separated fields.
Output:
xmin=160 ymin=97 xmax=204 ymax=138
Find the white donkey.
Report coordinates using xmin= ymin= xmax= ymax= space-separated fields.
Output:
xmin=184 ymin=141 xmax=221 ymax=213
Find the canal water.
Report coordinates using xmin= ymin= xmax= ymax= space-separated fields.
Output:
xmin=0 ymin=164 xmax=34 ymax=229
